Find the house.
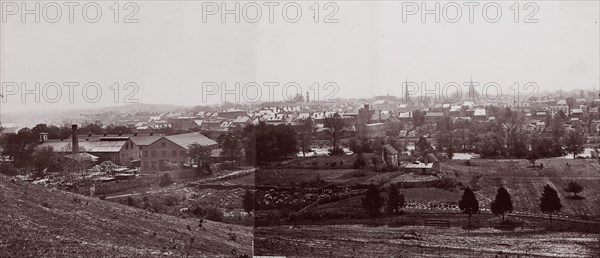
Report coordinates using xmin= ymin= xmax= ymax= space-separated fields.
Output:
xmin=403 ymin=161 xmax=434 ymax=174
xmin=473 ymin=108 xmax=487 ymax=121
xmin=218 ymin=108 xmax=248 ymax=119
xmin=360 ymin=123 xmax=386 ymax=139
xmin=385 ymin=116 xmax=402 ymax=137
xmin=231 ymin=116 xmax=251 ymax=128
xmin=38 ymin=127 xmax=141 ymax=166
xmin=139 ymin=132 xmax=217 ymax=172
xmin=381 ymin=144 xmax=399 ymax=168
xmin=571 ymin=108 xmax=584 ymax=118
xmin=425 ymin=112 xmax=444 ymax=123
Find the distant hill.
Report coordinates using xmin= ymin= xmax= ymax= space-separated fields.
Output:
xmin=0 ymin=174 xmax=252 ymax=257
xmin=2 ymin=103 xmax=192 ymax=127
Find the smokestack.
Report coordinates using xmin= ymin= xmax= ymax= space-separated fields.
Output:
xmin=72 ymin=124 xmax=79 ymax=154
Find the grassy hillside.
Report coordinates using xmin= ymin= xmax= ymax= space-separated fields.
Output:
xmin=442 ymin=158 xmax=600 ymax=219
xmin=0 ymin=174 xmax=252 ymax=257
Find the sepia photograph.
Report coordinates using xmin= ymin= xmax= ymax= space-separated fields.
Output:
xmin=0 ymin=1 xmax=599 ymax=257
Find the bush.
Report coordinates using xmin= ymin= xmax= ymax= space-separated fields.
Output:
xmin=162 ymin=195 xmax=180 ymax=206
xmin=435 ymin=177 xmax=458 ymax=190
xmin=150 ymin=199 xmax=164 ymax=212
xmin=464 ymin=160 xmax=471 ymax=166
xmin=159 ymin=173 xmax=174 ymax=187
xmin=191 ymin=205 xmax=205 ymax=216
xmin=0 ymin=162 xmax=19 ymax=176
xmin=126 ymin=196 xmax=138 ymax=207
xmin=206 ymin=207 xmax=224 ymax=222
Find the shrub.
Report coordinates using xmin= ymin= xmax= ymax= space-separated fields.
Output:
xmin=0 ymin=162 xmax=19 ymax=176
xmin=126 ymin=196 xmax=137 ymax=207
xmin=150 ymin=199 xmax=164 ymax=212
xmin=464 ymin=160 xmax=471 ymax=166
xmin=435 ymin=177 xmax=458 ymax=190
xmin=206 ymin=207 xmax=224 ymax=222
xmin=162 ymin=195 xmax=180 ymax=206
xmin=159 ymin=173 xmax=174 ymax=187
xmin=330 ymin=162 xmax=336 ymax=167
xmin=191 ymin=205 xmax=205 ymax=216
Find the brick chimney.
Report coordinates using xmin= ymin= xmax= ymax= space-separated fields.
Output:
xmin=72 ymin=124 xmax=79 ymax=154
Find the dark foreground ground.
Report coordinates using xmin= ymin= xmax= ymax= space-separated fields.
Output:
xmin=255 ymin=224 xmax=600 ymax=257
xmin=0 ymin=174 xmax=252 ymax=257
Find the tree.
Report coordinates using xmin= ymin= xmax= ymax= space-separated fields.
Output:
xmin=436 ymin=131 xmax=454 ymax=159
xmin=506 ymin=128 xmax=529 ymax=158
xmin=412 ymin=110 xmax=425 ymax=128
xmin=540 ymin=184 xmax=562 ymax=222
xmin=564 ymin=181 xmax=584 ymax=198
xmin=241 ymin=122 xmax=298 ymax=164
xmin=298 ymin=118 xmax=314 ymax=157
xmin=563 ymin=129 xmax=585 ymax=159
xmin=188 ymin=143 xmax=212 ymax=172
xmin=348 ymin=138 xmax=361 ymax=153
xmin=31 ymin=146 xmax=60 ymax=173
xmin=566 ymin=97 xmax=576 ymax=115
xmin=361 ymin=184 xmax=383 ymax=221
xmin=324 ymin=113 xmax=346 ymax=155
xmin=530 ymin=134 xmax=564 ymax=158
xmin=550 ymin=115 xmax=565 ymax=141
xmin=242 ymin=189 xmax=255 ymax=215
xmin=386 ymin=184 xmax=405 ymax=215
xmin=221 ymin=131 xmax=243 ymax=162
xmin=0 ymin=128 xmax=38 ymax=167
xmin=478 ymin=133 xmax=504 ymax=158
xmin=458 ymin=187 xmax=479 ymax=224
xmin=415 ymin=136 xmax=432 ymax=157
xmin=490 ymin=186 xmax=513 ymax=223
xmin=159 ymin=173 xmax=174 ymax=187
xmin=353 ymin=152 xmax=367 ymax=175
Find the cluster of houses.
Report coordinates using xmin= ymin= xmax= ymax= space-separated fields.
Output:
xmin=8 ymin=89 xmax=600 ymax=175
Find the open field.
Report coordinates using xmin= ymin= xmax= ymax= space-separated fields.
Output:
xmin=442 ymin=158 xmax=600 ymax=219
xmin=255 ymin=224 xmax=600 ymax=257
xmin=272 ymin=158 xmax=600 ymax=220
xmin=0 ymin=174 xmax=253 ymax=257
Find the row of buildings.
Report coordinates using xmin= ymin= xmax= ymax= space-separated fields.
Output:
xmin=38 ymin=125 xmax=218 ymax=173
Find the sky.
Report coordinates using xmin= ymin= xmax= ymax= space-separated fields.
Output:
xmin=1 ymin=1 xmax=598 ymax=114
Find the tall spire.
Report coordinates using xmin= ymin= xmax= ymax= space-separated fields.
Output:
xmin=469 ymin=75 xmax=475 ymax=103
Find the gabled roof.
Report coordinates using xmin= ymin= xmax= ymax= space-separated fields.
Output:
xmin=473 ymin=109 xmax=486 ymax=117
xmin=129 ymin=135 xmax=163 ymax=146
xmin=425 ymin=112 xmax=444 ymax=117
xmin=427 ymin=153 xmax=440 ymax=163
xmin=571 ymin=108 xmax=583 ymax=114
xmin=165 ymin=132 xmax=217 ymax=150
xmin=383 ymin=144 xmax=398 ymax=155
xmin=233 ymin=116 xmax=250 ymax=123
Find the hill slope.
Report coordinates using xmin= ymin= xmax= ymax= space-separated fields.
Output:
xmin=0 ymin=175 xmax=252 ymax=257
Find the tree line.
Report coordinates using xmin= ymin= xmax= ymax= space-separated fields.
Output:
xmin=360 ymin=182 xmax=579 ymax=225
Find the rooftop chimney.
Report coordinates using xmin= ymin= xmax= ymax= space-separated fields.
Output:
xmin=71 ymin=124 xmax=79 ymax=154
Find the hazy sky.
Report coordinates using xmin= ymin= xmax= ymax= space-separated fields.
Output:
xmin=1 ymin=1 xmax=598 ymax=113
